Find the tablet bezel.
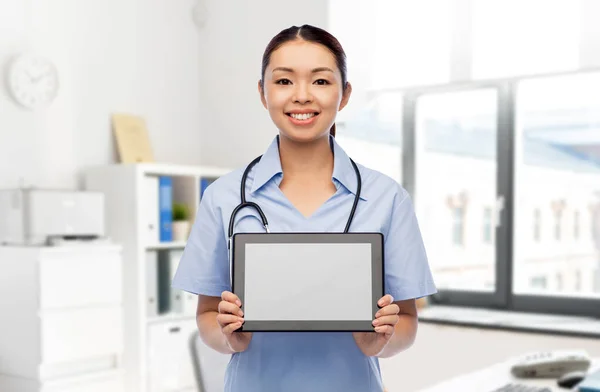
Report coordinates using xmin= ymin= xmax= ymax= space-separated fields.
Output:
xmin=231 ymin=232 xmax=384 ymax=332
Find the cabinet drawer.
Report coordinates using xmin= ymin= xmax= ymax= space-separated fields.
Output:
xmin=39 ymin=248 xmax=122 ymax=309
xmin=42 ymin=372 xmax=124 ymax=392
xmin=41 ymin=307 xmax=123 ymax=367
xmin=147 ymin=319 xmax=197 ymax=392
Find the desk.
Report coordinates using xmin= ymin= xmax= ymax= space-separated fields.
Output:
xmin=419 ymin=359 xmax=599 ymax=392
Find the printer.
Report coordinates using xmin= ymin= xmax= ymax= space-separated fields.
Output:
xmin=0 ymin=188 xmax=105 ymax=246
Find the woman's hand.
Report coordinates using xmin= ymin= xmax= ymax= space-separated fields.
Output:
xmin=352 ymin=294 xmax=400 ymax=357
xmin=217 ymin=291 xmax=252 ymax=353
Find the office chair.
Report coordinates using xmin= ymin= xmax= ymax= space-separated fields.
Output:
xmin=189 ymin=331 xmax=231 ymax=392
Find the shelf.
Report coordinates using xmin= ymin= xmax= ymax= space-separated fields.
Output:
xmin=147 ymin=313 xmax=196 ymax=325
xmin=146 ymin=241 xmax=187 ymax=250
xmin=137 ymin=162 xmax=230 ymax=178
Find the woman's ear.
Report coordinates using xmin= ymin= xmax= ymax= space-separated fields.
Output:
xmin=258 ymin=80 xmax=268 ymax=109
xmin=338 ymin=82 xmax=352 ymax=111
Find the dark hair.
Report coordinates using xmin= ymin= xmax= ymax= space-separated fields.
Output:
xmin=260 ymin=24 xmax=348 ymax=137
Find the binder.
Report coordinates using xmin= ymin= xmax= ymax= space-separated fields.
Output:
xmin=146 ymin=250 xmax=159 ymax=317
xmin=142 ymin=176 xmax=160 ymax=244
xmin=158 ymin=249 xmax=184 ymax=314
xmin=159 ymin=177 xmax=172 ymax=242
xmin=169 ymin=250 xmax=184 ymax=314
xmin=199 ymin=177 xmax=216 ymax=200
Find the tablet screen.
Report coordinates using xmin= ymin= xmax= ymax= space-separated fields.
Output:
xmin=243 ymin=242 xmax=373 ymax=322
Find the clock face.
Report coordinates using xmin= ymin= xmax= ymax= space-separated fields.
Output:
xmin=7 ymin=54 xmax=59 ymax=110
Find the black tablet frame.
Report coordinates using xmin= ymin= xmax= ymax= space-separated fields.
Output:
xmin=231 ymin=232 xmax=384 ymax=332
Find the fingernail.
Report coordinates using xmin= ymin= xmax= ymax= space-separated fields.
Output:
xmin=373 ymin=320 xmax=379 ymax=326
xmin=236 ymin=300 xmax=242 ymax=306
xmin=238 ymin=317 xmax=244 ymax=323
xmin=239 ymin=310 xmax=244 ymax=317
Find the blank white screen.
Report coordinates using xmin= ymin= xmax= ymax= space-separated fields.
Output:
xmin=244 ymin=243 xmax=372 ymax=321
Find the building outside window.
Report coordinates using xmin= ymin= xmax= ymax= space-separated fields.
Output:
xmin=574 ymin=210 xmax=580 ymax=240
xmin=452 ymin=206 xmax=465 ymax=246
xmin=483 ymin=207 xmax=493 ymax=244
xmin=533 ymin=208 xmax=541 ymax=242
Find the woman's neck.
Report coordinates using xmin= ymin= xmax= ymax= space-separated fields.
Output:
xmin=278 ymin=134 xmax=334 ymax=180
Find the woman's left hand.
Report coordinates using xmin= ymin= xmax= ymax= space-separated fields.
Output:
xmin=352 ymin=294 xmax=400 ymax=357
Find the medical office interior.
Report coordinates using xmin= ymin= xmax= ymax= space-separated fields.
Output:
xmin=1 ymin=0 xmax=600 ymax=391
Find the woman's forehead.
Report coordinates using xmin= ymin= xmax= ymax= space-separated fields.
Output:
xmin=268 ymin=40 xmax=337 ymax=72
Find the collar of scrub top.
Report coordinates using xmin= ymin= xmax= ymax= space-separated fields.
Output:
xmin=227 ymin=134 xmax=366 ymax=246
xmin=250 ymin=134 xmax=368 ymax=201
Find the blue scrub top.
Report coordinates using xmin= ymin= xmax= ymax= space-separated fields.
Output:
xmin=172 ymin=135 xmax=437 ymax=392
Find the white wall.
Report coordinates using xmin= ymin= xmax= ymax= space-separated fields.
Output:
xmin=380 ymin=322 xmax=600 ymax=392
xmin=0 ymin=0 xmax=202 ymax=189
xmin=195 ymin=0 xmax=329 ymax=169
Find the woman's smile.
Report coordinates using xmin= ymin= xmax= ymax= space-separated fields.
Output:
xmin=286 ymin=110 xmax=320 ymax=126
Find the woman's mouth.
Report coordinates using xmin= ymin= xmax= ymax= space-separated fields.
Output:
xmin=286 ymin=112 xmax=319 ymax=126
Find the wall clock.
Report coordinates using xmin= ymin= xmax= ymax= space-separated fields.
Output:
xmin=6 ymin=54 xmax=60 ymax=110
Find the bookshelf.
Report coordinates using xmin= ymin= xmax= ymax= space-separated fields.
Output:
xmin=83 ymin=162 xmax=230 ymax=392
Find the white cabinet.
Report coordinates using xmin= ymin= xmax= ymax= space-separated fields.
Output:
xmin=0 ymin=245 xmax=124 ymax=392
xmin=84 ymin=162 xmax=230 ymax=392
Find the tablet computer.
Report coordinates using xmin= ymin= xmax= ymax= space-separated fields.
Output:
xmin=231 ymin=232 xmax=384 ymax=332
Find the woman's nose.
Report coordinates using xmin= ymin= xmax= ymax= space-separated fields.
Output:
xmin=293 ymin=84 xmax=313 ymax=103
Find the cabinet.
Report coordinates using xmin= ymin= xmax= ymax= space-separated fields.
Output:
xmin=0 ymin=245 xmax=124 ymax=391
xmin=83 ymin=163 xmax=229 ymax=392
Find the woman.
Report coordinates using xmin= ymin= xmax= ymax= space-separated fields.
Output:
xmin=172 ymin=24 xmax=436 ymax=392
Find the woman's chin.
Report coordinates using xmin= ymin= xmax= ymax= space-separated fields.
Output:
xmin=280 ymin=129 xmax=329 ymax=143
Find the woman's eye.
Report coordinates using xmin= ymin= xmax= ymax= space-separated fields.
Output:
xmin=314 ymin=79 xmax=330 ymax=85
xmin=276 ymin=79 xmax=292 ymax=85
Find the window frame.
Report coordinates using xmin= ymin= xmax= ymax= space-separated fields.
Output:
xmin=399 ymin=68 xmax=600 ymax=318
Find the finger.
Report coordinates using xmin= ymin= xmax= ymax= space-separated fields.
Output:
xmin=221 ymin=291 xmax=242 ymax=307
xmin=216 ymin=314 xmax=245 ymax=328
xmin=374 ymin=325 xmax=395 ymax=337
xmin=223 ymin=321 xmax=243 ymax=335
xmin=377 ymin=294 xmax=394 ymax=307
xmin=218 ymin=301 xmax=244 ymax=317
xmin=373 ymin=315 xmax=400 ymax=328
xmin=375 ymin=304 xmax=400 ymax=317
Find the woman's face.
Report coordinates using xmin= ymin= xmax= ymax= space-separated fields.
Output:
xmin=259 ymin=39 xmax=351 ymax=143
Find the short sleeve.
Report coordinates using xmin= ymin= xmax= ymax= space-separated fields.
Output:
xmin=384 ymin=189 xmax=437 ymax=301
xmin=171 ymin=185 xmax=230 ymax=297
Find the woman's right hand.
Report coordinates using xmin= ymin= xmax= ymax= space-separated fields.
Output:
xmin=217 ymin=291 xmax=252 ymax=353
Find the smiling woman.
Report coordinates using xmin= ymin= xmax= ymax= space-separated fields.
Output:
xmin=172 ymin=24 xmax=436 ymax=392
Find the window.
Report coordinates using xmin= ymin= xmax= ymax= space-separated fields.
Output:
xmin=404 ymin=71 xmax=600 ymax=317
xmin=533 ymin=209 xmax=541 ymax=242
xmin=514 ymin=73 xmax=600 ymax=301
xmin=333 ymin=0 xmax=600 ymax=318
xmin=370 ymin=0 xmax=452 ymax=89
xmin=483 ymin=207 xmax=493 ymax=243
xmin=413 ymin=89 xmax=497 ymax=293
xmin=452 ymin=207 xmax=465 ymax=246
xmin=471 ymin=0 xmax=581 ymax=79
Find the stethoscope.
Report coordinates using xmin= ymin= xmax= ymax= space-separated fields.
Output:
xmin=227 ymin=140 xmax=363 ymax=251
